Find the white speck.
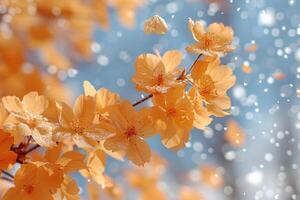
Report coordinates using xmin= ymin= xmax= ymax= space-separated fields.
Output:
xmin=116 ymin=78 xmax=126 ymax=87
xmin=245 ymin=112 xmax=254 ymax=120
xmin=97 ymin=55 xmax=109 ymax=66
xmin=233 ymin=85 xmax=246 ymax=99
xmin=224 ymin=151 xmax=236 ymax=160
xmin=246 ymin=171 xmax=263 ymax=185
xmin=204 ymin=128 xmax=214 ymax=138
xmin=258 ymin=9 xmax=276 ymax=27
xmin=193 ymin=142 xmax=203 ymax=152
xmin=224 ymin=186 xmax=233 ymax=195
xmin=67 ymin=69 xmax=78 ymax=77
xmin=295 ymin=48 xmax=300 ymax=61
xmin=288 ymin=0 xmax=295 ymax=5
xmin=47 ymin=65 xmax=57 ymax=74
xmin=166 ymin=2 xmax=178 ymax=14
xmin=264 ymin=153 xmax=273 ymax=162
xmin=91 ymin=42 xmax=101 ymax=53
xmin=267 ymin=77 xmax=274 ymax=84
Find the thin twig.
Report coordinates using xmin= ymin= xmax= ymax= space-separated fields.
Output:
xmin=1 ymin=176 xmax=13 ymax=182
xmin=187 ymin=53 xmax=202 ymax=74
xmin=1 ymin=170 xmax=14 ymax=179
xmin=132 ymin=94 xmax=153 ymax=107
xmin=186 ymin=77 xmax=196 ymax=87
xmin=26 ymin=136 xmax=32 ymax=146
xmin=24 ymin=144 xmax=40 ymax=154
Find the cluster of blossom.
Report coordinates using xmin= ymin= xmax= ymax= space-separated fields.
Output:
xmin=0 ymin=0 xmax=145 ymax=136
xmin=0 ymin=0 xmax=144 ymax=71
xmin=0 ymin=17 xmax=236 ymax=199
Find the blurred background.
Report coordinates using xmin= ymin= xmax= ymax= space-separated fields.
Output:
xmin=1 ymin=0 xmax=300 ymax=199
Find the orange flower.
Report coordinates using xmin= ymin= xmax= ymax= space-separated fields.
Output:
xmin=224 ymin=120 xmax=245 ymax=148
xmin=125 ymin=154 xmax=167 ymax=200
xmin=109 ymin=0 xmax=145 ymax=28
xmin=179 ymin=186 xmax=204 ymax=200
xmin=87 ymin=177 xmax=123 ymax=200
xmin=2 ymin=163 xmax=58 ymax=200
xmin=0 ymin=34 xmax=24 ymax=71
xmin=87 ymin=181 xmax=101 ymax=200
xmin=132 ymin=50 xmax=184 ymax=94
xmin=152 ymin=87 xmax=194 ymax=150
xmin=144 ymin=15 xmax=168 ymax=35
xmin=55 ymin=95 xmax=112 ymax=149
xmin=102 ymin=177 xmax=123 ymax=200
xmin=2 ymin=92 xmax=54 ymax=146
xmin=27 ymin=144 xmax=86 ymax=199
xmin=242 ymin=63 xmax=252 ymax=74
xmin=83 ymin=81 xmax=125 ymax=160
xmin=186 ymin=19 xmax=235 ymax=57
xmin=0 ymin=68 xmax=70 ymax=108
xmin=104 ymin=100 xmax=154 ymax=166
xmin=93 ymin=0 xmax=110 ymax=30
xmin=191 ymin=56 xmax=236 ymax=117
xmin=83 ymin=81 xmax=120 ymax=121
xmin=273 ymin=71 xmax=286 ymax=80
xmin=80 ymin=149 xmax=106 ymax=185
xmin=200 ymin=165 xmax=224 ymax=189
xmin=188 ymin=88 xmax=212 ymax=130
xmin=58 ymin=175 xmax=80 ymax=200
xmin=0 ymin=131 xmax=17 ymax=170
xmin=4 ymin=0 xmax=94 ymax=70
xmin=31 ymin=143 xmax=86 ymax=190
xmin=0 ymin=102 xmax=8 ymax=128
xmin=245 ymin=43 xmax=258 ymax=52
xmin=1 ymin=0 xmax=146 ymax=74
xmin=0 ymin=69 xmax=43 ymax=98
xmin=42 ymin=143 xmax=86 ymax=174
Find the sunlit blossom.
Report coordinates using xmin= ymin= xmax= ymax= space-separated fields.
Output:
xmin=186 ymin=19 xmax=235 ymax=57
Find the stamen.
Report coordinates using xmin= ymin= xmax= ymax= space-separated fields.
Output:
xmin=125 ymin=126 xmax=136 ymax=137
xmin=167 ymin=107 xmax=177 ymax=117
xmin=23 ymin=184 xmax=34 ymax=194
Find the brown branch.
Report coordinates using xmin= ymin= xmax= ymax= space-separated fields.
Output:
xmin=24 ymin=144 xmax=40 ymax=154
xmin=1 ymin=170 xmax=14 ymax=179
xmin=187 ymin=53 xmax=202 ymax=74
xmin=12 ymin=143 xmax=41 ymax=165
xmin=1 ymin=176 xmax=13 ymax=182
xmin=132 ymin=94 xmax=153 ymax=107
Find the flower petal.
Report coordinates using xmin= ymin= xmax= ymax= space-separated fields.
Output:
xmin=127 ymin=136 xmax=151 ymax=166
xmin=162 ymin=50 xmax=182 ymax=73
xmin=2 ymin=96 xmax=23 ymax=113
xmin=22 ymin=92 xmax=48 ymax=115
xmin=73 ymin=95 xmax=95 ymax=127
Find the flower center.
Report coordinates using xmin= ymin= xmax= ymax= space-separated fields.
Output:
xmin=203 ymin=36 xmax=212 ymax=48
xmin=28 ymin=118 xmax=38 ymax=129
xmin=199 ymin=76 xmax=215 ymax=96
xmin=70 ymin=119 xmax=85 ymax=134
xmin=125 ymin=126 xmax=136 ymax=138
xmin=167 ymin=107 xmax=177 ymax=117
xmin=23 ymin=184 xmax=34 ymax=195
xmin=157 ymin=74 xmax=164 ymax=85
